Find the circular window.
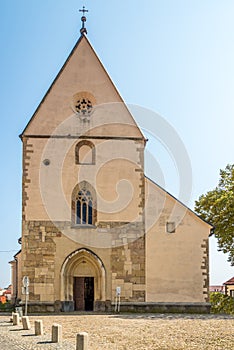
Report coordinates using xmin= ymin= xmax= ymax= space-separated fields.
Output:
xmin=72 ymin=92 xmax=96 ymax=121
xmin=75 ymin=98 xmax=93 ymax=115
xmin=43 ymin=159 xmax=50 ymax=166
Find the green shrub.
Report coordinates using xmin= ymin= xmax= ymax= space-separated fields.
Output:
xmin=0 ymin=301 xmax=13 ymax=311
xmin=210 ymin=292 xmax=234 ymax=315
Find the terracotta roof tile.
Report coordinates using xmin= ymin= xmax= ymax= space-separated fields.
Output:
xmin=223 ymin=276 xmax=234 ymax=285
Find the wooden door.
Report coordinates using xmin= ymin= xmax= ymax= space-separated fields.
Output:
xmin=73 ymin=277 xmax=85 ymax=311
xmin=84 ymin=277 xmax=94 ymax=311
xmin=73 ymin=277 xmax=94 ymax=311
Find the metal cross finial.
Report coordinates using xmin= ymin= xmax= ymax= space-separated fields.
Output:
xmin=79 ymin=6 xmax=88 ymax=35
xmin=79 ymin=6 xmax=88 ymax=16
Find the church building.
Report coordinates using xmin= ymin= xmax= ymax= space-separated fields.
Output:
xmin=11 ymin=12 xmax=212 ymax=313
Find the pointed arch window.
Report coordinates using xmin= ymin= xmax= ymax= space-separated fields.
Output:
xmin=71 ymin=182 xmax=96 ymax=227
xmin=76 ymin=189 xmax=93 ymax=225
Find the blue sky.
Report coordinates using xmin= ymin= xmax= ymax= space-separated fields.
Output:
xmin=0 ymin=0 xmax=233 ymax=287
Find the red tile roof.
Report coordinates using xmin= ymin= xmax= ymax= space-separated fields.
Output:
xmin=223 ymin=277 xmax=234 ymax=285
xmin=4 ymin=290 xmax=11 ymax=295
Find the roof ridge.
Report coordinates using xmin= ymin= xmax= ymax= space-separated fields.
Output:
xmin=20 ymin=34 xmax=85 ymax=138
xmin=145 ymin=175 xmax=214 ymax=231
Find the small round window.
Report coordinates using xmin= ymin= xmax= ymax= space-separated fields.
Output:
xmin=72 ymin=92 xmax=96 ymax=120
xmin=75 ymin=98 xmax=92 ymax=115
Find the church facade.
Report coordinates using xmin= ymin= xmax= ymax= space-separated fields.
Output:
xmin=11 ymin=26 xmax=212 ymax=313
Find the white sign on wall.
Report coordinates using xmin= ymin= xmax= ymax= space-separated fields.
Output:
xmin=22 ymin=276 xmax=30 ymax=287
xmin=116 ymin=286 xmax=121 ymax=296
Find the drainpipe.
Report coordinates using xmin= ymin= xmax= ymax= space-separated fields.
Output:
xmin=14 ymin=255 xmax=18 ymax=306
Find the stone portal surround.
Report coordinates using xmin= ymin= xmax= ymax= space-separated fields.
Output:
xmin=22 ymin=220 xmax=146 ymax=309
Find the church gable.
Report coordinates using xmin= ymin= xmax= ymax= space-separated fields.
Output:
xmin=22 ymin=35 xmax=144 ymax=140
xmin=145 ymin=177 xmax=213 ymax=234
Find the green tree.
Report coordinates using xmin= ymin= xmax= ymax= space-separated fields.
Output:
xmin=210 ymin=292 xmax=234 ymax=314
xmin=195 ymin=164 xmax=234 ymax=265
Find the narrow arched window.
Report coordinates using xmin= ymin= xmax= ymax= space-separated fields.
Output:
xmin=76 ymin=189 xmax=93 ymax=225
xmin=75 ymin=141 xmax=95 ymax=165
xmin=88 ymin=201 xmax=92 ymax=225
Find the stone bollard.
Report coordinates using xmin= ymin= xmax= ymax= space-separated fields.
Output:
xmin=35 ymin=320 xmax=44 ymax=335
xmin=12 ymin=313 xmax=20 ymax=326
xmin=52 ymin=323 xmax=62 ymax=343
xmin=22 ymin=316 xmax=31 ymax=330
xmin=76 ymin=332 xmax=89 ymax=350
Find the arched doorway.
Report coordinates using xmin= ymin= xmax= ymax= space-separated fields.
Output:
xmin=61 ymin=249 xmax=106 ymax=311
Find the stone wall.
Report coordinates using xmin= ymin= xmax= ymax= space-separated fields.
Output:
xmin=21 ymin=221 xmax=58 ymax=302
xmin=112 ymin=302 xmax=211 ymax=314
xmin=110 ymin=223 xmax=145 ymax=302
xmin=21 ymin=220 xmax=146 ymax=307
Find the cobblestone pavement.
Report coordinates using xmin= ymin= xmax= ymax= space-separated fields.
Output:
xmin=0 ymin=316 xmax=75 ymax=350
xmin=0 ymin=313 xmax=234 ymax=349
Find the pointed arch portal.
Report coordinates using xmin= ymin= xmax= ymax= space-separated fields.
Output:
xmin=61 ymin=249 xmax=106 ymax=311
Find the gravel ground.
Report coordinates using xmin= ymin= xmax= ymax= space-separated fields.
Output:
xmin=0 ymin=313 xmax=234 ymax=349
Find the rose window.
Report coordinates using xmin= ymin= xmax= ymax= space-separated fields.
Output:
xmin=75 ymin=98 xmax=92 ymax=115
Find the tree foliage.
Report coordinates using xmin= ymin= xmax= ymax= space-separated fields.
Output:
xmin=195 ymin=164 xmax=234 ymax=265
xmin=210 ymin=292 xmax=234 ymax=314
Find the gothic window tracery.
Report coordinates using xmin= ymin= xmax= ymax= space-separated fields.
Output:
xmin=71 ymin=182 xmax=96 ymax=226
xmin=76 ymin=189 xmax=93 ymax=225
xmin=75 ymin=98 xmax=92 ymax=115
